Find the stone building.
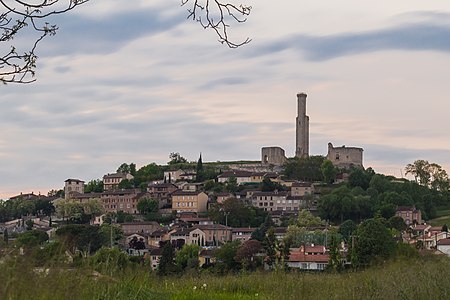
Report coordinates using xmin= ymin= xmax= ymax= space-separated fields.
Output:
xmin=326 ymin=142 xmax=363 ymax=169
xmin=100 ymin=189 xmax=147 ymax=214
xmin=64 ymin=178 xmax=84 ymax=199
xmin=261 ymin=146 xmax=287 ymax=166
xmin=296 ymin=92 xmax=309 ymax=158
xmin=103 ymin=172 xmax=134 ymax=190
xmin=171 ymin=190 xmax=208 ymax=213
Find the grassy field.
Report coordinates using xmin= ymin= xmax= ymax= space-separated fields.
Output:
xmin=429 ymin=215 xmax=450 ymax=227
xmin=1 ymin=256 xmax=450 ymax=300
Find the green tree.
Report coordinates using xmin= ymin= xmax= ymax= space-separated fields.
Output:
xmin=15 ymin=230 xmax=49 ymax=248
xmin=354 ymin=218 xmax=395 ymax=266
xmin=84 ymin=179 xmax=104 ymax=193
xmin=251 ymin=214 xmax=274 ymax=241
xmin=158 ymin=242 xmax=178 ymax=275
xmin=90 ymin=247 xmax=129 ymax=275
xmin=196 ymin=153 xmax=204 ymax=182
xmin=327 ymin=235 xmax=343 ymax=272
xmin=56 ymin=224 xmax=107 ymax=254
xmin=118 ymin=179 xmax=134 ymax=189
xmin=388 ymin=216 xmax=407 ymax=232
xmin=215 ymin=240 xmax=241 ymax=273
xmin=225 ymin=176 xmax=238 ymax=193
xmin=348 ymin=168 xmax=373 ymax=190
xmin=168 ymin=152 xmax=188 ymax=165
xmin=338 ymin=220 xmax=357 ymax=243
xmin=283 ymin=156 xmax=325 ymax=182
xmin=3 ymin=228 xmax=8 ymax=244
xmin=296 ymin=209 xmax=325 ymax=227
xmin=137 ymin=198 xmax=159 ymax=214
xmin=321 ymin=159 xmax=337 ymax=184
xmin=263 ymin=227 xmax=277 ymax=269
xmin=235 ymin=240 xmax=262 ymax=271
xmin=176 ymin=244 xmax=200 ymax=271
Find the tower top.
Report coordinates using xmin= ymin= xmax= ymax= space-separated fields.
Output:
xmin=297 ymin=92 xmax=307 ymax=98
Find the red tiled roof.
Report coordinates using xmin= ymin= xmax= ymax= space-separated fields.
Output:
xmin=437 ymin=238 xmax=450 ymax=246
xmin=289 ymin=252 xmax=329 ymax=263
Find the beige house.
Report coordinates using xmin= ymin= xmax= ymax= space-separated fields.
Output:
xmin=217 ymin=170 xmax=253 ymax=185
xmin=252 ymin=191 xmax=305 ymax=212
xmin=64 ymin=178 xmax=85 ymax=199
xmin=171 ymin=190 xmax=208 ymax=213
xmin=120 ymin=221 xmax=161 ymax=235
xmin=290 ymin=182 xmax=314 ymax=197
xmin=147 ymin=183 xmax=178 ymax=208
xmin=170 ymin=227 xmax=206 ymax=247
xmin=396 ymin=206 xmax=422 ymax=225
xmin=164 ymin=169 xmax=184 ymax=183
xmin=101 ymin=189 xmax=148 ymax=214
xmin=194 ymin=224 xmax=232 ymax=246
xmin=103 ymin=172 xmax=134 ymax=191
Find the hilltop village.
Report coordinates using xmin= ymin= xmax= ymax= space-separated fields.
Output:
xmin=1 ymin=93 xmax=450 ymax=275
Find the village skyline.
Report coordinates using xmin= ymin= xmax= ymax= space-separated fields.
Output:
xmin=2 ymin=0 xmax=450 ymax=198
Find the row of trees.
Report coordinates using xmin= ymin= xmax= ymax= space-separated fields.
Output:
xmin=0 ymin=198 xmax=54 ymax=222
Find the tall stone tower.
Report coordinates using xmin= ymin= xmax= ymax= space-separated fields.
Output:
xmin=295 ymin=92 xmax=309 ymax=157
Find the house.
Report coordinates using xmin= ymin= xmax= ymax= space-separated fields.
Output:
xmin=71 ymin=192 xmax=101 ymax=203
xmin=169 ymin=227 xmax=206 ymax=248
xmin=437 ymin=238 xmax=450 ymax=257
xmin=232 ymin=228 xmax=256 ymax=242
xmin=147 ymin=247 xmax=163 ymax=270
xmin=120 ymin=221 xmax=161 ymax=235
xmin=103 ymin=172 xmax=134 ymax=191
xmin=171 ymin=190 xmax=208 ymax=213
xmin=290 ymin=182 xmax=314 ymax=197
xmin=252 ymin=191 xmax=295 ymax=212
xmin=216 ymin=193 xmax=234 ymax=204
xmin=217 ymin=170 xmax=253 ymax=185
xmin=9 ymin=192 xmax=48 ymax=201
xmin=194 ymin=224 xmax=232 ymax=246
xmin=125 ymin=233 xmax=149 ymax=249
xmin=147 ymin=183 xmax=178 ymax=208
xmin=100 ymin=189 xmax=148 ymax=214
xmin=164 ymin=169 xmax=184 ymax=183
xmin=148 ymin=228 xmax=171 ymax=247
xmin=199 ymin=249 xmax=216 ymax=267
xmin=64 ymin=178 xmax=85 ymax=199
xmin=396 ymin=206 xmax=422 ymax=225
xmin=179 ymin=172 xmax=197 ymax=181
xmin=287 ymin=245 xmax=329 ymax=271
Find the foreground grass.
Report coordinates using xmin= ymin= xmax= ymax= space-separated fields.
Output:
xmin=1 ymin=256 xmax=450 ymax=300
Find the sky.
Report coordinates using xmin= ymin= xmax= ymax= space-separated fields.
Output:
xmin=2 ymin=0 xmax=450 ymax=199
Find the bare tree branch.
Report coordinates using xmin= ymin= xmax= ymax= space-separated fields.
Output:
xmin=0 ymin=0 xmax=88 ymax=84
xmin=181 ymin=0 xmax=252 ymax=48
xmin=1 ymin=0 xmax=252 ymax=84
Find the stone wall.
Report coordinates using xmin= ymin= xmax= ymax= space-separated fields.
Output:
xmin=326 ymin=142 xmax=363 ymax=169
xmin=261 ymin=146 xmax=287 ymax=166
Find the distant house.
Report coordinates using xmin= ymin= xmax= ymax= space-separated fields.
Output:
xmin=9 ymin=192 xmax=48 ymax=201
xmin=120 ymin=221 xmax=161 ymax=235
xmin=147 ymin=183 xmax=178 ymax=208
xmin=252 ymin=191 xmax=300 ymax=212
xmin=169 ymin=227 xmax=206 ymax=248
xmin=199 ymin=249 xmax=216 ymax=267
xmin=232 ymin=228 xmax=256 ymax=243
xmin=217 ymin=170 xmax=253 ymax=185
xmin=194 ymin=224 xmax=232 ymax=246
xmin=287 ymin=245 xmax=329 ymax=271
xmin=103 ymin=172 xmax=134 ymax=191
xmin=64 ymin=179 xmax=85 ymax=199
xmin=216 ymin=192 xmax=234 ymax=204
xmin=396 ymin=206 xmax=422 ymax=225
xmin=290 ymin=182 xmax=314 ymax=197
xmin=147 ymin=248 xmax=163 ymax=270
xmin=437 ymin=238 xmax=450 ymax=257
xmin=164 ymin=169 xmax=184 ymax=183
xmin=100 ymin=189 xmax=148 ymax=214
xmin=171 ymin=190 xmax=208 ymax=213
xmin=148 ymin=228 xmax=171 ymax=247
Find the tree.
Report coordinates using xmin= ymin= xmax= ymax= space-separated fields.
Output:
xmin=3 ymin=228 xmax=8 ymax=244
xmin=321 ymin=159 xmax=337 ymax=185
xmin=225 ymin=176 xmax=238 ymax=193
xmin=263 ymin=227 xmax=277 ymax=269
xmin=137 ymin=197 xmax=159 ymax=215
xmin=405 ymin=160 xmax=449 ymax=190
xmin=327 ymin=235 xmax=343 ymax=272
xmin=158 ymin=242 xmax=178 ymax=276
xmin=1 ymin=0 xmax=251 ymax=84
xmin=283 ymin=156 xmax=325 ymax=182
xmin=354 ymin=218 xmax=395 ymax=266
xmin=168 ymin=152 xmax=188 ymax=165
xmin=214 ymin=240 xmax=241 ymax=272
xmin=196 ymin=153 xmax=204 ymax=182
xmin=84 ymin=179 xmax=104 ymax=193
xmin=296 ymin=209 xmax=325 ymax=227
xmin=15 ymin=230 xmax=48 ymax=248
xmin=387 ymin=216 xmax=407 ymax=232
xmin=176 ymin=244 xmax=200 ymax=270
xmin=128 ymin=236 xmax=146 ymax=250
xmin=235 ymin=240 xmax=262 ymax=270
xmin=56 ymin=224 xmax=107 ymax=254
xmin=338 ymin=220 xmax=357 ymax=243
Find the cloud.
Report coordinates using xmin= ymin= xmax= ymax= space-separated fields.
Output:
xmin=250 ymin=21 xmax=450 ymax=61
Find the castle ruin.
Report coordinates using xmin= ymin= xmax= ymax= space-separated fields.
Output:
xmin=261 ymin=92 xmax=364 ymax=169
